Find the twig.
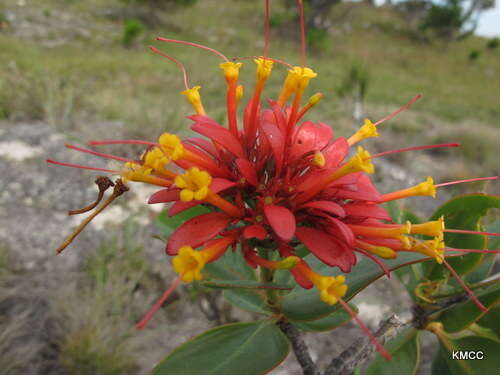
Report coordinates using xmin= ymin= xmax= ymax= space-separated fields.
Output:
xmin=278 ymin=320 xmax=320 ymax=375
xmin=324 ymin=315 xmax=411 ymax=375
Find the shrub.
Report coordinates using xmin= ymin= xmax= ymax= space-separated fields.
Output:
xmin=468 ymin=49 xmax=480 ymax=61
xmin=122 ymin=19 xmax=144 ymax=48
xmin=486 ymin=37 xmax=499 ymax=50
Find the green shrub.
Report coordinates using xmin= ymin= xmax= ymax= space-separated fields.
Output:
xmin=468 ymin=49 xmax=480 ymax=61
xmin=122 ymin=19 xmax=144 ymax=48
xmin=486 ymin=37 xmax=499 ymax=50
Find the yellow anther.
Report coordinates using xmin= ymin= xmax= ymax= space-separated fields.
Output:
xmin=219 ymin=61 xmax=243 ymax=82
xmin=174 ymin=167 xmax=212 ymax=202
xmin=313 ymin=151 xmax=325 ymax=167
xmin=307 ymin=92 xmax=323 ymax=106
xmin=411 ymin=217 xmax=445 ymax=237
xmin=181 ymin=86 xmax=206 ymax=115
xmin=316 ymin=275 xmax=348 ymax=305
xmin=172 ymin=246 xmax=207 ymax=282
xmin=255 ymin=215 xmax=263 ymax=222
xmin=348 ymin=119 xmax=379 ymax=146
xmin=410 ymin=237 xmax=445 ymax=263
xmin=158 ymin=133 xmax=185 ymax=161
xmin=264 ymin=196 xmax=273 ymax=205
xmin=254 ymin=57 xmax=273 ymax=81
xmin=236 ymin=84 xmax=244 ymax=103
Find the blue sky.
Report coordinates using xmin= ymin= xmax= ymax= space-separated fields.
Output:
xmin=477 ymin=4 xmax=500 ymax=37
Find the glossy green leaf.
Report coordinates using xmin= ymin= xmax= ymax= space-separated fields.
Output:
xmin=477 ymin=305 xmax=500 ymax=333
xmin=439 ymin=282 xmax=500 ymax=333
xmin=365 ymin=329 xmax=420 ymax=375
xmin=464 ymin=254 xmax=496 ymax=284
xmin=423 ymin=194 xmax=500 ymax=279
xmin=223 ymin=289 xmax=273 ymax=315
xmin=201 ymin=279 xmax=292 ymax=290
xmin=151 ymin=321 xmax=290 ymax=375
xmin=155 ymin=205 xmax=211 ymax=237
xmin=281 ymin=252 xmax=427 ymax=321
xmin=432 ymin=336 xmax=500 ymax=375
xmin=291 ymin=305 xmax=356 ymax=332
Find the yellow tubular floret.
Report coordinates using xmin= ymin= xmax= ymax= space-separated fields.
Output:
xmin=317 ymin=275 xmax=348 ymax=305
xmin=330 ymin=146 xmax=374 ymax=181
xmin=410 ymin=217 xmax=445 ymax=237
xmin=254 ymin=57 xmax=273 ymax=82
xmin=174 ymin=167 xmax=212 ymax=202
xmin=236 ymin=84 xmax=244 ymax=103
xmin=158 ymin=133 xmax=185 ymax=161
xmin=307 ymin=92 xmax=323 ymax=106
xmin=278 ymin=66 xmax=317 ymax=105
xmin=382 ymin=177 xmax=436 ymax=202
xmin=181 ymin=86 xmax=206 ymax=115
xmin=348 ymin=119 xmax=379 ymax=146
xmin=172 ymin=246 xmax=207 ymax=282
xmin=219 ymin=61 xmax=243 ymax=82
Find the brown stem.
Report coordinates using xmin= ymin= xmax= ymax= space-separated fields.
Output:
xmin=278 ymin=320 xmax=320 ymax=375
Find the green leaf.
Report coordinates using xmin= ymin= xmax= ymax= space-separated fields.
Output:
xmin=151 ymin=321 xmax=290 ymax=375
xmin=205 ymin=248 xmax=256 ymax=281
xmin=155 ymin=205 xmax=211 ymax=237
xmin=281 ymin=252 xmax=428 ymax=321
xmin=365 ymin=329 xmax=420 ymax=375
xmin=477 ymin=305 xmax=500 ymax=333
xmin=432 ymin=336 xmax=500 ymax=375
xmin=438 ymin=282 xmax=500 ymax=333
xmin=223 ymin=289 xmax=273 ymax=315
xmin=291 ymin=305 xmax=356 ymax=332
xmin=201 ymin=279 xmax=292 ymax=290
xmin=464 ymin=254 xmax=496 ymax=284
xmin=423 ymin=194 xmax=500 ymax=279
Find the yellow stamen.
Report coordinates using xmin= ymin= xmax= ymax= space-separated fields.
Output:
xmin=382 ymin=177 xmax=436 ymax=202
xmin=348 ymin=119 xmax=379 ymax=146
xmin=330 ymin=146 xmax=374 ymax=180
xmin=181 ymin=86 xmax=206 ymax=115
xmin=264 ymin=196 xmax=273 ymax=205
xmin=174 ymin=167 xmax=212 ymax=202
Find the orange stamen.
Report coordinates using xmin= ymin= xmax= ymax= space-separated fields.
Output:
xmin=374 ymin=95 xmax=421 ymax=126
xmin=156 ymin=37 xmax=229 ymax=61
xmin=149 ymin=46 xmax=190 ymax=90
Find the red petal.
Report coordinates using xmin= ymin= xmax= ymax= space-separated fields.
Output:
xmin=166 ymin=212 xmax=232 ymax=255
xmin=211 ymin=178 xmax=238 ymax=193
xmin=323 ymin=216 xmax=355 ymax=246
xmin=148 ymin=189 xmax=180 ymax=204
xmin=295 ymin=227 xmax=356 ymax=272
xmin=344 ymin=204 xmax=391 ymax=221
xmin=260 ymin=121 xmax=285 ymax=173
xmin=291 ymin=121 xmax=333 ymax=158
xmin=168 ymin=201 xmax=198 ymax=216
xmin=268 ymin=99 xmax=287 ymax=133
xmin=264 ymin=205 xmax=296 ymax=241
xmin=323 ymin=137 xmax=349 ymax=168
xmin=291 ymin=267 xmax=314 ymax=289
xmin=300 ymin=200 xmax=346 ymax=217
xmin=186 ymin=137 xmax=218 ymax=157
xmin=235 ymin=158 xmax=258 ymax=186
xmin=192 ymin=119 xmax=245 ymax=158
xmin=243 ymin=224 xmax=267 ymax=240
